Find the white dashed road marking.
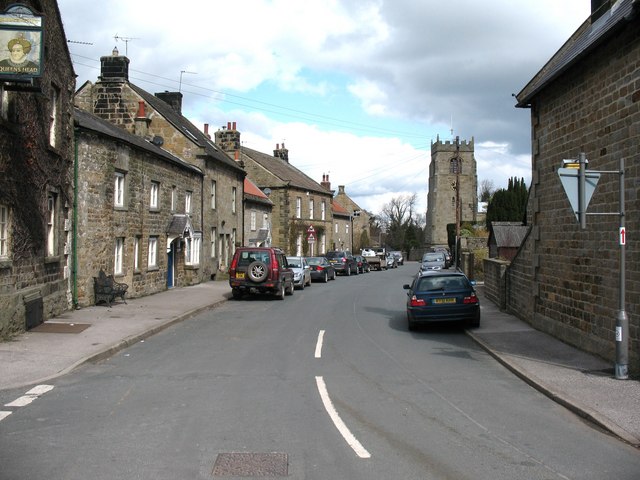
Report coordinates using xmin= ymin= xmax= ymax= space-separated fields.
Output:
xmin=1 ymin=384 xmax=54 ymax=422
xmin=315 ymin=330 xmax=325 ymax=358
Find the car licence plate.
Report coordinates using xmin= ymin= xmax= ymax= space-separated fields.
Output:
xmin=236 ymin=272 xmax=245 ymax=279
xmin=433 ymin=297 xmax=456 ymax=304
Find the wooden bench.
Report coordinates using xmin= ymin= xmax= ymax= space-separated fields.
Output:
xmin=94 ymin=269 xmax=129 ymax=307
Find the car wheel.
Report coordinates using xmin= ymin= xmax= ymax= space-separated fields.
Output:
xmin=285 ymin=281 xmax=294 ymax=296
xmin=346 ymin=266 xmax=351 ymax=276
xmin=307 ymin=276 xmax=312 ymax=286
xmin=299 ymin=280 xmax=305 ymax=290
xmin=275 ymin=282 xmax=285 ymax=300
xmin=247 ymin=261 xmax=268 ymax=282
xmin=331 ymin=271 xmax=336 ymax=280
xmin=322 ymin=272 xmax=328 ymax=283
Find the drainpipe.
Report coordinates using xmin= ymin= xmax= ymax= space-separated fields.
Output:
xmin=72 ymin=127 xmax=79 ymax=308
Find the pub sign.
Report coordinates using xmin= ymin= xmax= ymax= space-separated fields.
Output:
xmin=0 ymin=4 xmax=43 ymax=78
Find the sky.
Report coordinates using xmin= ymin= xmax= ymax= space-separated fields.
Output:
xmin=57 ymin=0 xmax=591 ymax=216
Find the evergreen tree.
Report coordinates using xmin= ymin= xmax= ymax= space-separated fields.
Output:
xmin=485 ymin=177 xmax=528 ymax=229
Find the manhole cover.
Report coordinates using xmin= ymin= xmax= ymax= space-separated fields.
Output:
xmin=212 ymin=452 xmax=288 ymax=477
xmin=30 ymin=322 xmax=91 ymax=334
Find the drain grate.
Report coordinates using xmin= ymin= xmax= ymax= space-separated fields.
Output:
xmin=212 ymin=452 xmax=288 ymax=477
xmin=30 ymin=322 xmax=91 ymax=334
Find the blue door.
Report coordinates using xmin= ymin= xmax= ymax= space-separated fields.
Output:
xmin=167 ymin=242 xmax=175 ymax=288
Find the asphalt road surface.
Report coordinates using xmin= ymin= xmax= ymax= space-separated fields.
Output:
xmin=1 ymin=265 xmax=639 ymax=479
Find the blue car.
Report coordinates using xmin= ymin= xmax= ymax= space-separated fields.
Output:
xmin=403 ymin=271 xmax=480 ymax=331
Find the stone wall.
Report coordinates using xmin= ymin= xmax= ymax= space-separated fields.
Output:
xmin=510 ymin=18 xmax=640 ymax=371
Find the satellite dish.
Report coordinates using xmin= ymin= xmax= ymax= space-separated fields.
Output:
xmin=151 ymin=135 xmax=164 ymax=146
xmin=263 ymin=188 xmax=272 ymax=196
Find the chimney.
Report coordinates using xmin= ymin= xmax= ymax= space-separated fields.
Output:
xmin=273 ymin=142 xmax=289 ymax=162
xmin=204 ymin=123 xmax=211 ymax=139
xmin=155 ymin=91 xmax=183 ymax=114
xmin=321 ymin=174 xmax=332 ymax=191
xmin=338 ymin=185 xmax=346 ymax=195
xmin=99 ymin=49 xmax=130 ymax=82
xmin=213 ymin=120 xmax=241 ymax=154
xmin=134 ymin=101 xmax=150 ymax=137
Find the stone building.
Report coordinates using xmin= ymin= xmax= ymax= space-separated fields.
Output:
xmin=331 ymin=182 xmax=371 ymax=251
xmin=243 ymin=177 xmax=273 ymax=247
xmin=214 ymin=123 xmax=334 ymax=256
xmin=75 ymin=52 xmax=245 ymax=278
xmin=0 ymin=1 xmax=75 ymax=337
xmin=425 ymin=136 xmax=478 ymax=247
xmin=73 ymin=108 xmax=204 ymax=307
xmin=331 ymin=200 xmax=353 ymax=252
xmin=511 ymin=0 xmax=639 ymax=371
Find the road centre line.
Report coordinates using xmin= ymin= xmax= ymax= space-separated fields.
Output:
xmin=315 ymin=376 xmax=371 ymax=459
xmin=315 ymin=330 xmax=325 ymax=358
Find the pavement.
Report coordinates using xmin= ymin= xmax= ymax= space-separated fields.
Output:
xmin=0 ymin=280 xmax=638 ymax=447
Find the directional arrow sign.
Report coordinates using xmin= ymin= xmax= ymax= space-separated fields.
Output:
xmin=558 ymin=168 xmax=600 ymax=222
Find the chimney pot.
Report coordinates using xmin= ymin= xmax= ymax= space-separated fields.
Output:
xmin=135 ymin=100 xmax=146 ymax=118
xmin=227 ymin=122 xmax=232 ymax=130
xmin=232 ymin=121 xmax=236 ymax=130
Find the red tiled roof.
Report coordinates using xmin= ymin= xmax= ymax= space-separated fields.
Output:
xmin=244 ymin=178 xmax=268 ymax=199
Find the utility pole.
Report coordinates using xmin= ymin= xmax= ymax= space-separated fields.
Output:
xmin=454 ymin=136 xmax=461 ymax=270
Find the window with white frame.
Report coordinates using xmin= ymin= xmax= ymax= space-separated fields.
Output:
xmin=232 ymin=187 xmax=237 ymax=214
xmin=148 ymin=236 xmax=158 ymax=268
xmin=150 ymin=181 xmax=159 ymax=209
xmin=114 ymin=237 xmax=124 ymax=275
xmin=232 ymin=229 xmax=237 ymax=253
xmin=346 ymin=223 xmax=349 ymax=237
xmin=250 ymin=211 xmax=256 ymax=231
xmin=211 ymin=180 xmax=216 ymax=210
xmin=133 ymin=236 xmax=140 ymax=271
xmin=309 ymin=199 xmax=314 ymax=219
xmin=49 ymin=84 xmax=60 ymax=148
xmin=185 ymin=191 xmax=192 ymax=214
xmin=263 ymin=213 xmax=268 ymax=229
xmin=321 ymin=233 xmax=326 ymax=254
xmin=0 ymin=205 xmax=8 ymax=258
xmin=171 ymin=186 xmax=177 ymax=211
xmin=321 ymin=201 xmax=326 ymax=220
xmin=335 ymin=223 xmax=338 ymax=234
xmin=296 ymin=234 xmax=302 ymax=256
xmin=185 ymin=233 xmax=201 ymax=266
xmin=211 ymin=227 xmax=217 ymax=258
xmin=296 ymin=197 xmax=301 ymax=218
xmin=114 ymin=172 xmax=125 ymax=207
xmin=46 ymin=193 xmax=57 ymax=257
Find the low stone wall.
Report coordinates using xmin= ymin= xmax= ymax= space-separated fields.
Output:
xmin=483 ymin=258 xmax=509 ymax=310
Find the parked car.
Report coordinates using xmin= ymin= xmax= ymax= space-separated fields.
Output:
xmin=286 ymin=256 xmax=312 ymax=289
xmin=354 ymin=255 xmax=370 ymax=273
xmin=306 ymin=256 xmax=336 ymax=282
xmin=386 ymin=253 xmax=398 ymax=269
xmin=420 ymin=252 xmax=446 ymax=272
xmin=325 ymin=250 xmax=358 ymax=276
xmin=403 ymin=270 xmax=480 ymax=331
xmin=229 ymin=247 xmax=294 ymax=300
xmin=389 ymin=251 xmax=404 ymax=265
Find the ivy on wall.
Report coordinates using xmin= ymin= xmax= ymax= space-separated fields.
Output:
xmin=288 ymin=218 xmax=325 ymax=256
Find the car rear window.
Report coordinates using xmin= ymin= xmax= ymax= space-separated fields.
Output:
xmin=325 ymin=252 xmax=342 ymax=259
xmin=416 ymin=276 xmax=467 ymax=291
xmin=237 ymin=250 xmax=271 ymax=266
xmin=422 ymin=253 xmax=444 ymax=262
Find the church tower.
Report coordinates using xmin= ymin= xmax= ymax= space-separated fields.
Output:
xmin=425 ymin=136 xmax=478 ymax=246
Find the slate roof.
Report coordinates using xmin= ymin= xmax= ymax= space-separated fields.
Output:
xmin=74 ymin=107 xmax=202 ymax=176
xmin=128 ymin=84 xmax=245 ymax=176
xmin=240 ymin=146 xmax=330 ymax=195
xmin=166 ymin=214 xmax=194 ymax=236
xmin=489 ymin=222 xmax=529 ymax=248
xmin=516 ymin=0 xmax=639 ymax=106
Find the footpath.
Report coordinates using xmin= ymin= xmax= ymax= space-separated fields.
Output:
xmin=0 ymin=280 xmax=638 ymax=446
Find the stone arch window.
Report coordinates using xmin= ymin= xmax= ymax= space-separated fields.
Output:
xmin=449 ymin=157 xmax=462 ymax=174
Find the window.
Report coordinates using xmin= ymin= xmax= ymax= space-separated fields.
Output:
xmin=346 ymin=223 xmax=349 ymax=236
xmin=450 ymin=157 xmax=462 ymax=174
xmin=263 ymin=214 xmax=268 ymax=229
xmin=321 ymin=201 xmax=326 ymax=220
xmin=296 ymin=234 xmax=302 ymax=256
xmin=114 ymin=172 xmax=125 ymax=207
xmin=114 ymin=237 xmax=124 ymax=275
xmin=49 ymin=85 xmax=60 ymax=147
xmin=211 ymin=227 xmax=217 ymax=258
xmin=171 ymin=186 xmax=177 ymax=211
xmin=46 ymin=193 xmax=57 ymax=256
xmin=309 ymin=199 xmax=314 ymax=219
xmin=185 ymin=233 xmax=201 ymax=266
xmin=185 ymin=191 xmax=192 ymax=214
xmin=250 ymin=211 xmax=256 ymax=231
xmin=335 ymin=223 xmax=338 ymax=234
xmin=211 ymin=180 xmax=216 ymax=209
xmin=296 ymin=197 xmax=301 ymax=218
xmin=232 ymin=187 xmax=237 ymax=214
xmin=150 ymin=181 xmax=159 ymax=209
xmin=148 ymin=237 xmax=158 ymax=268
xmin=0 ymin=205 xmax=8 ymax=258
xmin=133 ymin=236 xmax=141 ymax=271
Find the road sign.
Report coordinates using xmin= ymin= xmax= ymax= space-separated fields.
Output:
xmin=307 ymin=225 xmax=315 ymax=233
xmin=558 ymin=167 xmax=600 ymax=222
xmin=620 ymin=227 xmax=626 ymax=245
xmin=307 ymin=233 xmax=315 ymax=243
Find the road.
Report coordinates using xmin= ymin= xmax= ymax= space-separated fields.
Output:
xmin=1 ymin=265 xmax=639 ymax=479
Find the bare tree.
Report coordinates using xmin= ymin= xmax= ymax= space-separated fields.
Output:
xmin=479 ymin=179 xmax=495 ymax=203
xmin=380 ymin=194 xmax=418 ymax=248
